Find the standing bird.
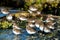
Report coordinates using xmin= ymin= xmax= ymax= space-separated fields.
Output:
xmin=27 ymin=18 xmax=36 ymax=23
xmin=46 ymin=22 xmax=55 ymax=30
xmin=19 ymin=16 xmax=27 ymax=21
xmin=35 ymin=20 xmax=41 ymax=28
xmin=29 ymin=6 xmax=37 ymax=12
xmin=28 ymin=22 xmax=35 ymax=28
xmin=6 ymin=14 xmax=13 ymax=21
xmin=39 ymin=22 xmax=45 ymax=32
xmin=26 ymin=25 xmax=36 ymax=34
xmin=43 ymin=27 xmax=51 ymax=33
xmin=43 ymin=14 xmax=54 ymax=23
xmin=12 ymin=22 xmax=22 ymax=35
xmin=13 ymin=28 xmax=22 ymax=35
xmin=28 ymin=6 xmax=37 ymax=14
xmin=1 ymin=8 xmax=9 ymax=14
xmin=47 ymin=14 xmax=55 ymax=21
xmin=18 ymin=12 xmax=29 ymax=21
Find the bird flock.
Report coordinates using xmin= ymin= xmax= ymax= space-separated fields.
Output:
xmin=0 ymin=6 xmax=58 ymax=35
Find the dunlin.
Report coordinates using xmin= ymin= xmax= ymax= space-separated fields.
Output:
xmin=26 ymin=25 xmax=36 ymax=34
xmin=19 ymin=15 xmax=27 ymax=21
xmin=1 ymin=8 xmax=9 ymax=14
xmin=12 ymin=22 xmax=22 ymax=35
xmin=13 ymin=28 xmax=22 ymax=35
xmin=28 ymin=22 xmax=35 ymax=28
xmin=46 ymin=22 xmax=55 ymax=29
xmin=35 ymin=20 xmax=41 ymax=28
xmin=29 ymin=6 xmax=37 ymax=11
xmin=13 ymin=22 xmax=21 ymax=29
xmin=27 ymin=18 xmax=36 ymax=23
xmin=44 ymin=27 xmax=51 ymax=33
xmin=39 ymin=21 xmax=46 ymax=32
xmin=6 ymin=14 xmax=13 ymax=21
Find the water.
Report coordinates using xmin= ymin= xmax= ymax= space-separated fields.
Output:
xmin=0 ymin=10 xmax=60 ymax=40
xmin=0 ymin=29 xmax=40 ymax=40
xmin=0 ymin=29 xmax=59 ymax=40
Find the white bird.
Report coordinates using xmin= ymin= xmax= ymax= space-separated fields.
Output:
xmin=13 ymin=28 xmax=22 ymax=35
xmin=35 ymin=23 xmax=40 ymax=28
xmin=46 ymin=22 xmax=55 ymax=29
xmin=12 ymin=23 xmax=22 ymax=35
xmin=47 ymin=25 xmax=55 ymax=29
xmin=44 ymin=27 xmax=51 ymax=33
xmin=19 ymin=17 xmax=27 ymax=21
xmin=50 ymin=18 xmax=54 ymax=20
xmin=35 ymin=20 xmax=42 ymax=28
xmin=29 ymin=20 xmax=35 ymax=23
xmin=47 ymin=14 xmax=55 ymax=21
xmin=39 ymin=21 xmax=45 ymax=31
xmin=39 ymin=25 xmax=44 ymax=31
xmin=29 ymin=6 xmax=37 ymax=11
xmin=37 ymin=11 xmax=41 ymax=15
xmin=19 ymin=16 xmax=27 ymax=21
xmin=28 ymin=10 xmax=33 ymax=14
xmin=13 ymin=22 xmax=21 ymax=29
xmin=6 ymin=14 xmax=13 ymax=21
xmin=27 ymin=18 xmax=36 ymax=23
xmin=28 ymin=22 xmax=35 ymax=28
xmin=1 ymin=8 xmax=9 ymax=14
xmin=26 ymin=25 xmax=36 ymax=34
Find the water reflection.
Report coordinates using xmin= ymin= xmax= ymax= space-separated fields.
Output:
xmin=0 ymin=29 xmax=40 ymax=40
xmin=13 ymin=35 xmax=21 ymax=40
xmin=0 ymin=29 xmax=59 ymax=40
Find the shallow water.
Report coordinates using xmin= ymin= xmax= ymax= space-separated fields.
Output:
xmin=0 ymin=27 xmax=60 ymax=40
xmin=0 ymin=10 xmax=60 ymax=40
xmin=0 ymin=29 xmax=41 ymax=40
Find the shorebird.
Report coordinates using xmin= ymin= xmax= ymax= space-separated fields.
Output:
xmin=37 ymin=11 xmax=41 ymax=15
xmin=46 ymin=22 xmax=55 ymax=29
xmin=35 ymin=20 xmax=43 ymax=28
xmin=28 ymin=6 xmax=38 ymax=14
xmin=27 ymin=18 xmax=36 ymax=23
xmin=36 ymin=11 xmax=43 ymax=17
xmin=19 ymin=15 xmax=27 ymax=21
xmin=47 ymin=25 xmax=55 ymax=30
xmin=12 ymin=22 xmax=22 ymax=35
xmin=39 ymin=23 xmax=45 ymax=32
xmin=44 ymin=17 xmax=53 ymax=23
xmin=43 ymin=27 xmax=51 ymax=33
xmin=35 ymin=20 xmax=45 ymax=32
xmin=28 ymin=22 xmax=35 ymax=28
xmin=29 ymin=6 xmax=37 ymax=12
xmin=13 ymin=28 xmax=22 ymax=35
xmin=45 ymin=18 xmax=51 ymax=23
xmin=1 ymin=8 xmax=9 ymax=14
xmin=26 ymin=25 xmax=36 ymax=34
xmin=35 ymin=23 xmax=40 ymax=28
xmin=43 ymin=14 xmax=54 ymax=23
xmin=35 ymin=20 xmax=41 ymax=28
xmin=13 ymin=22 xmax=21 ymax=29
xmin=6 ymin=14 xmax=13 ymax=21
xmin=36 ymin=20 xmax=45 ymax=32
xmin=35 ymin=20 xmax=51 ymax=33
xmin=28 ymin=10 xmax=33 ymax=14
xmin=47 ymin=14 xmax=55 ymax=21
